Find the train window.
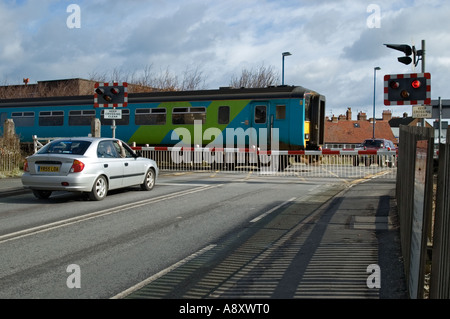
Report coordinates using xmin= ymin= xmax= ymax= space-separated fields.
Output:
xmin=135 ymin=108 xmax=165 ymax=125
xmin=101 ymin=108 xmax=130 ymax=126
xmin=218 ymin=106 xmax=230 ymax=124
xmin=39 ymin=111 xmax=64 ymax=126
xmin=172 ymin=107 xmax=206 ymax=125
xmin=276 ymin=105 xmax=286 ymax=120
xmin=190 ymin=107 xmax=206 ymax=113
xmin=304 ymin=97 xmax=311 ymax=121
xmin=11 ymin=111 xmax=35 ymax=127
xmin=173 ymin=108 xmax=189 ymax=113
xmin=254 ymin=105 xmax=266 ymax=124
xmin=69 ymin=110 xmax=96 ymax=126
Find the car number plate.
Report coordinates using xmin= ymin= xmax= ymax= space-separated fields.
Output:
xmin=38 ymin=166 xmax=60 ymax=172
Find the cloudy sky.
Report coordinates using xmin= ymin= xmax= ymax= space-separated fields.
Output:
xmin=1 ymin=0 xmax=449 ymax=119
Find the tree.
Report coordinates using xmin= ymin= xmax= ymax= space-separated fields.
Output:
xmin=229 ymin=64 xmax=279 ymax=88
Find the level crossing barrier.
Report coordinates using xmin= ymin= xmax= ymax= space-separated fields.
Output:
xmin=132 ymin=146 xmax=398 ymax=179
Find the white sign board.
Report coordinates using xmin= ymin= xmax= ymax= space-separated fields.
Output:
xmin=412 ymin=105 xmax=432 ymax=119
xmin=104 ymin=109 xmax=122 ymax=120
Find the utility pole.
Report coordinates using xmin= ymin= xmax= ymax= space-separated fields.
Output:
xmin=420 ymin=40 xmax=426 ymax=127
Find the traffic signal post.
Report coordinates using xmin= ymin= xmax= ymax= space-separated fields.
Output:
xmin=384 ymin=73 xmax=431 ymax=106
xmin=94 ymin=82 xmax=128 ymax=138
xmin=384 ymin=40 xmax=425 ymax=70
xmin=384 ymin=40 xmax=428 ymax=125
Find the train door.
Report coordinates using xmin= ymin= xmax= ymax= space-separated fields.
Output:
xmin=306 ymin=94 xmax=325 ymax=150
xmin=250 ymin=102 xmax=271 ymax=149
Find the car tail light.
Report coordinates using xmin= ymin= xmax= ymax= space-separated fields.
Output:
xmin=24 ymin=159 xmax=29 ymax=172
xmin=70 ymin=160 xmax=85 ymax=173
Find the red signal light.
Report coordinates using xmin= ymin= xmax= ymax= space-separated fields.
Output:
xmin=389 ymin=81 xmax=400 ymax=89
xmin=110 ymin=87 xmax=120 ymax=95
xmin=411 ymin=79 xmax=421 ymax=89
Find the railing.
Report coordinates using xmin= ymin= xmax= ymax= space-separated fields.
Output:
xmin=430 ymin=128 xmax=450 ymax=299
xmin=32 ymin=135 xmax=61 ymax=153
xmin=0 ymin=150 xmax=22 ymax=173
xmin=133 ymin=146 xmax=398 ymax=179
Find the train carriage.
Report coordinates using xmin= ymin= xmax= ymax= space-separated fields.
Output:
xmin=0 ymin=85 xmax=325 ymax=151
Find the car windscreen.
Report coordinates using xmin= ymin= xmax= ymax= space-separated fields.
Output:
xmin=363 ymin=140 xmax=383 ymax=148
xmin=38 ymin=140 xmax=91 ymax=155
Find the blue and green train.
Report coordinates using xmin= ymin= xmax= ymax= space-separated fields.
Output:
xmin=0 ymin=85 xmax=325 ymax=150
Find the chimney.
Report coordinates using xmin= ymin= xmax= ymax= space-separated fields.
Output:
xmin=382 ymin=110 xmax=392 ymax=121
xmin=332 ymin=115 xmax=338 ymax=123
xmin=346 ymin=108 xmax=352 ymax=120
xmin=357 ymin=111 xmax=367 ymax=121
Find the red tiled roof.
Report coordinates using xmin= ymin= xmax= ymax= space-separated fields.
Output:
xmin=324 ymin=120 xmax=397 ymax=144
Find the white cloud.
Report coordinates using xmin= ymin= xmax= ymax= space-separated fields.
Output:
xmin=0 ymin=0 xmax=449 ymax=120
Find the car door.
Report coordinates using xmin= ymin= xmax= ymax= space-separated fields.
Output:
xmin=112 ymin=140 xmax=145 ymax=187
xmin=97 ymin=140 xmax=124 ymax=190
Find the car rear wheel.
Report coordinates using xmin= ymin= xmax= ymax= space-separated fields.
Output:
xmin=32 ymin=190 xmax=52 ymax=200
xmin=89 ymin=175 xmax=108 ymax=201
xmin=141 ymin=168 xmax=155 ymax=191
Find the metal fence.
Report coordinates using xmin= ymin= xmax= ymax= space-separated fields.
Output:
xmin=135 ymin=146 xmax=398 ymax=179
xmin=430 ymin=128 xmax=450 ymax=298
xmin=0 ymin=134 xmax=22 ymax=175
xmin=0 ymin=151 xmax=22 ymax=173
xmin=395 ymin=125 xmax=434 ymax=299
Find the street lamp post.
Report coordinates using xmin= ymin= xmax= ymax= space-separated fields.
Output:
xmin=282 ymin=52 xmax=292 ymax=85
xmin=373 ymin=67 xmax=381 ymax=139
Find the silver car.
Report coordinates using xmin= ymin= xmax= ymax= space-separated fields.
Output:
xmin=21 ymin=137 xmax=158 ymax=201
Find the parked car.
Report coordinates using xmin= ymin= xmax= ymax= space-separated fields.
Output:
xmin=21 ymin=137 xmax=158 ymax=200
xmin=354 ymin=138 xmax=397 ymax=167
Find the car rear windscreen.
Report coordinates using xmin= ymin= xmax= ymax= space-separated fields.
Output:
xmin=38 ymin=141 xmax=91 ymax=155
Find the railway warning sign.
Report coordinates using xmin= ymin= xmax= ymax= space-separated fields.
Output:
xmin=384 ymin=73 xmax=430 ymax=106
xmin=104 ymin=109 xmax=123 ymax=119
xmin=94 ymin=82 xmax=128 ymax=108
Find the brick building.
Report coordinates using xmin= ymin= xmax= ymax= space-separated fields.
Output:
xmin=324 ymin=108 xmax=398 ymax=148
xmin=0 ymin=78 xmax=153 ymax=99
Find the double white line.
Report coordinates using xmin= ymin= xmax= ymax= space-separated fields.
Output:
xmin=0 ymin=184 xmax=222 ymax=245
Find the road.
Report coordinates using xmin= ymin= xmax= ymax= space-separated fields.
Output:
xmin=0 ymin=172 xmax=350 ymax=299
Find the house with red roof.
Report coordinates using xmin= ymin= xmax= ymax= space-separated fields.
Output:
xmin=324 ymin=108 xmax=398 ymax=149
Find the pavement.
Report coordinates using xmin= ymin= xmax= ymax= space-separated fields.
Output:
xmin=0 ymin=175 xmax=408 ymax=299
xmin=0 ymin=176 xmax=28 ymax=197
xmin=123 ymin=176 xmax=409 ymax=299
